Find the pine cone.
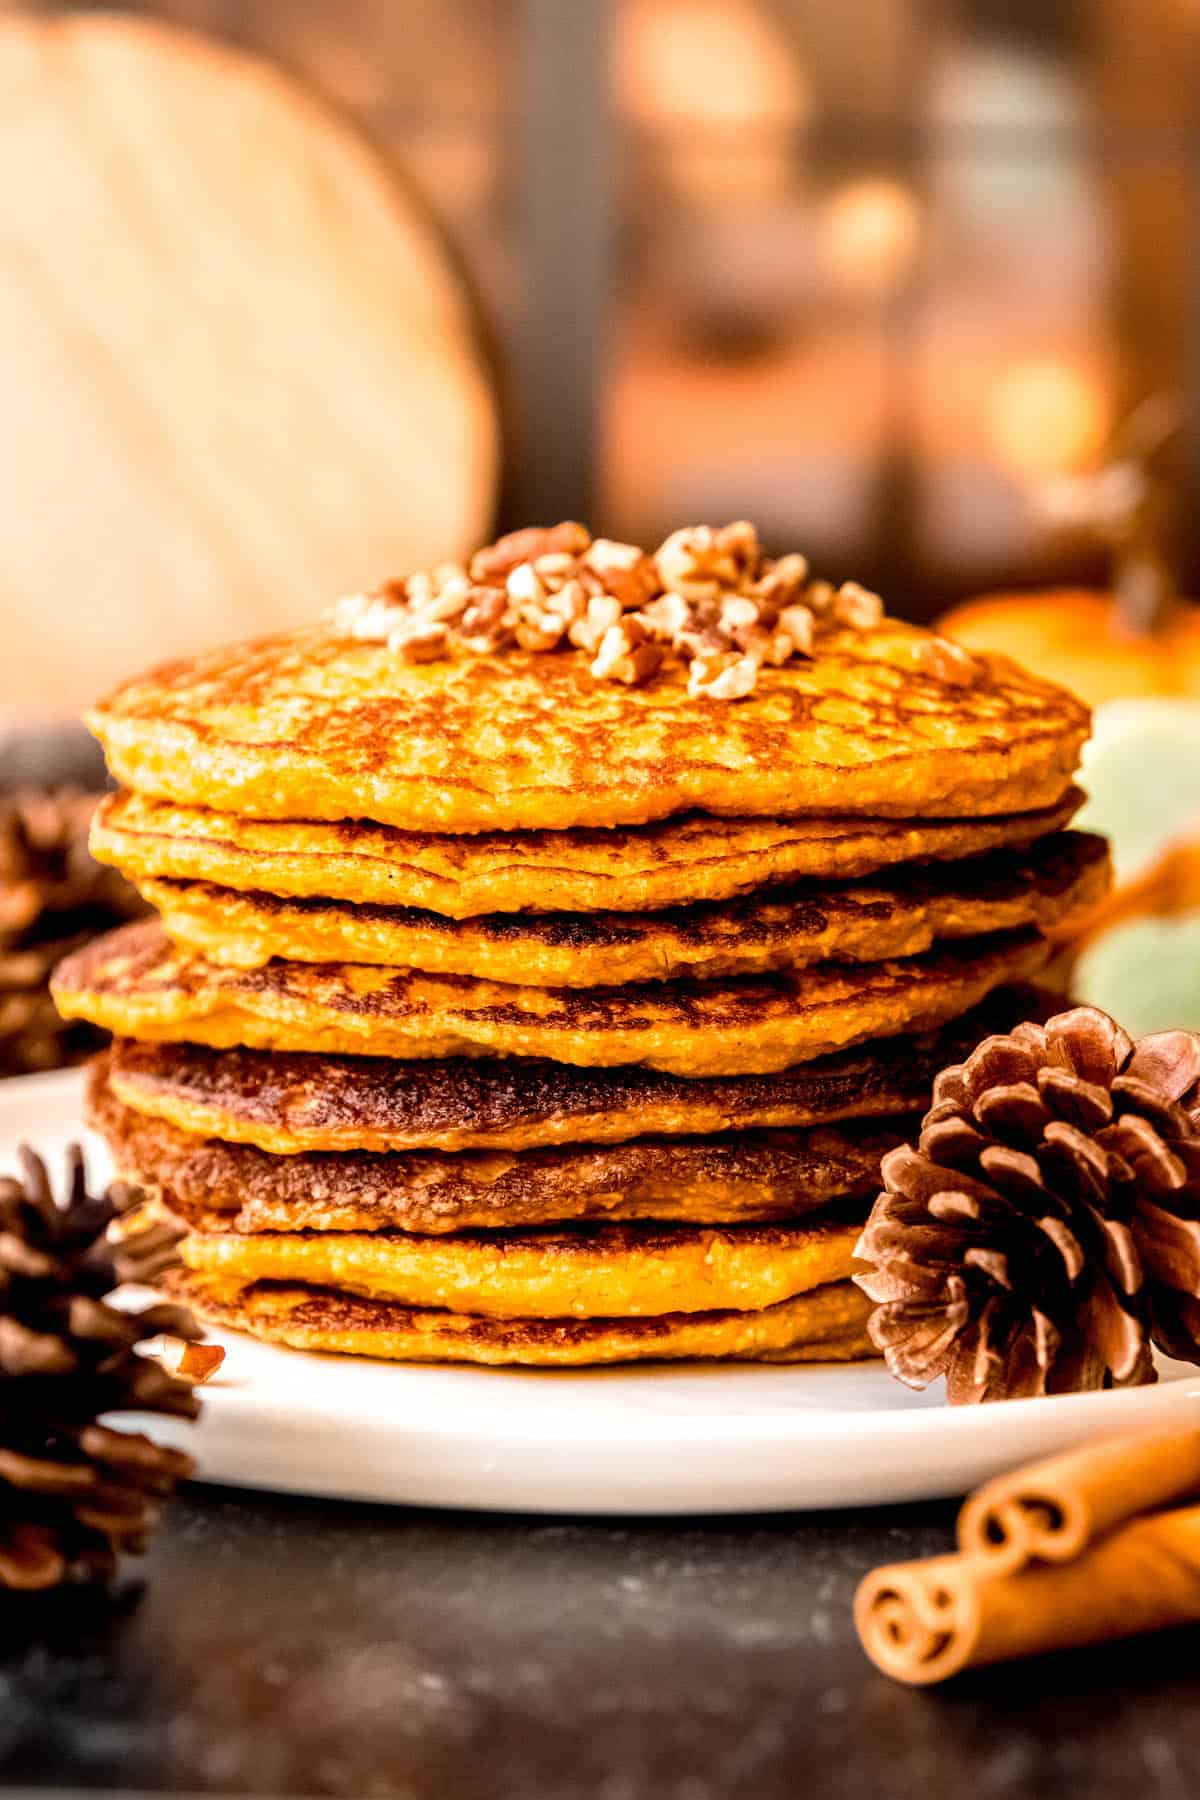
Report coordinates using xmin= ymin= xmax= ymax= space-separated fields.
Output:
xmin=854 ymin=1006 xmax=1200 ymax=1403
xmin=0 ymin=789 xmax=140 ymax=929
xmin=0 ymin=789 xmax=147 ymax=1077
xmin=0 ymin=1145 xmax=204 ymax=1589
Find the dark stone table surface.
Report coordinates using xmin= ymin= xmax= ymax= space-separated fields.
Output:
xmin=2 ymin=1483 xmax=1199 ymax=1800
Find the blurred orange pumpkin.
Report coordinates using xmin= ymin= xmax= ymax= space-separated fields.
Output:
xmin=941 ymin=404 xmax=1200 ymax=1025
xmin=940 ymin=581 xmax=1200 ymax=1023
xmin=939 ymin=587 xmax=1200 ymax=708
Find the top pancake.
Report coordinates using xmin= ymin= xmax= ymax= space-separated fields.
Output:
xmin=90 ymin=787 xmax=1085 ymax=917
xmin=88 ymin=623 xmax=1089 ymax=833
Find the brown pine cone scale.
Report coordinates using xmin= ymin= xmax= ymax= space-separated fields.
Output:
xmin=0 ymin=789 xmax=147 ymax=1075
xmin=855 ymin=1007 xmax=1200 ymax=1403
xmin=0 ymin=1145 xmax=201 ymax=1588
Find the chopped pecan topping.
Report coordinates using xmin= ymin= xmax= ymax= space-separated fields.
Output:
xmin=513 ymin=606 xmax=568 ymax=652
xmin=582 ymin=539 xmax=659 ymax=610
xmin=877 ymin=633 xmax=983 ymax=686
xmin=831 ymin=580 xmax=885 ymax=629
xmin=458 ymin=586 xmax=510 ymax=651
xmin=568 ymin=592 xmax=623 ymax=655
xmin=638 ymin=591 xmax=691 ymax=641
xmin=589 ymin=616 xmax=664 ymax=686
xmin=688 ymin=652 xmax=759 ymax=700
xmin=329 ymin=521 xmax=907 ymax=699
xmin=778 ymin=604 xmax=815 ymax=656
xmin=388 ymin=619 xmax=449 ymax=664
xmin=470 ymin=522 xmax=590 ymax=583
xmin=912 ymin=636 xmax=981 ymax=685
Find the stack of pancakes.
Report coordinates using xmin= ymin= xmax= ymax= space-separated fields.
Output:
xmin=54 ymin=539 xmax=1104 ymax=1367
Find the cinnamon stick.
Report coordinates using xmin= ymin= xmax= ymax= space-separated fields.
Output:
xmin=957 ymin=1430 xmax=1200 ymax=1571
xmin=856 ymin=1504 xmax=1200 ymax=1685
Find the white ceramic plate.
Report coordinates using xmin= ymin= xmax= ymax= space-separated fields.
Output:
xmin=14 ymin=1067 xmax=1200 ymax=1515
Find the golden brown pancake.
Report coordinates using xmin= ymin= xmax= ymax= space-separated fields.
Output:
xmin=53 ymin=918 xmax=1051 ymax=1076
xmin=100 ymin=986 xmax=1055 ymax=1153
xmin=88 ymin=1062 xmax=906 ymax=1233
xmin=91 ymin=787 xmax=1085 ymax=917
xmin=164 ymin=1267 xmax=875 ymax=1366
xmin=139 ymin=830 xmax=1109 ymax=982
xmin=178 ymin=1216 xmax=861 ymax=1319
xmin=88 ymin=623 xmax=1089 ymax=832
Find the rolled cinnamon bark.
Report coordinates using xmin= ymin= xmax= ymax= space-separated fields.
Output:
xmin=957 ymin=1430 xmax=1200 ymax=1571
xmin=856 ymin=1504 xmax=1200 ymax=1685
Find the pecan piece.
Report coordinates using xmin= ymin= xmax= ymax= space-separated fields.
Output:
xmin=688 ymin=652 xmax=758 ymax=699
xmin=569 ymin=593 xmax=623 ymax=654
xmin=777 ymin=604 xmax=815 ymax=656
xmin=583 ymin=540 xmax=660 ymax=611
xmin=754 ymin=553 xmax=809 ymax=607
xmin=831 ymin=580 xmax=884 ymax=629
xmin=387 ymin=620 xmax=450 ymax=663
xmin=912 ymin=636 xmax=980 ymax=685
xmin=590 ymin=620 xmax=663 ymax=685
xmin=514 ymin=606 xmax=568 ymax=651
xmin=459 ymin=586 xmax=512 ymax=650
xmin=471 ymin=522 xmax=591 ymax=583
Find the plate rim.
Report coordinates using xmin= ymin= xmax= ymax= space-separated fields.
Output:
xmin=18 ymin=1065 xmax=1200 ymax=1514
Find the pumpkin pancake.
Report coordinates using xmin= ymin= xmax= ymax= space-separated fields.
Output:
xmin=88 ymin=1062 xmax=906 ymax=1233
xmin=91 ymin=787 xmax=1085 ymax=917
xmin=138 ymin=830 xmax=1109 ymax=982
xmin=53 ymin=919 xmax=1051 ymax=1076
xmin=177 ymin=1216 xmax=861 ymax=1319
xmin=101 ymin=986 xmax=1053 ymax=1153
xmin=88 ymin=621 xmax=1089 ymax=833
xmin=164 ymin=1267 xmax=875 ymax=1365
